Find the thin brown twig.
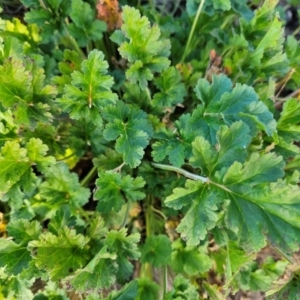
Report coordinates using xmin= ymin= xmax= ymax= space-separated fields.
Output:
xmin=275 ymin=68 xmax=295 ymax=99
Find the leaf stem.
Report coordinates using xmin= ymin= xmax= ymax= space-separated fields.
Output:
xmin=140 ymin=195 xmax=153 ymax=280
xmin=113 ymin=162 xmax=126 ymax=172
xmin=151 ymin=163 xmax=208 ymax=182
xmin=80 ymin=166 xmax=97 ymax=187
xmin=151 ymin=205 xmax=167 ymax=220
xmin=120 ymin=199 xmax=131 ymax=228
xmin=180 ymin=0 xmax=206 ymax=63
xmin=163 ymin=265 xmax=168 ymax=297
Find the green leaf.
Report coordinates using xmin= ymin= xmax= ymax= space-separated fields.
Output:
xmin=39 ymin=162 xmax=90 ymax=216
xmin=105 ymin=229 xmax=140 ymax=282
xmin=29 ymin=227 xmax=89 ymax=281
xmin=194 ymin=74 xmax=276 ymax=139
xmin=166 ymin=180 xmax=221 ymax=246
xmin=7 ymin=219 xmax=41 ymax=245
xmin=171 ymin=239 xmax=212 ymax=275
xmin=0 ymin=219 xmax=41 ymax=276
xmin=86 ymin=214 xmax=108 ymax=242
xmin=246 ymin=1 xmax=286 ymax=70
xmin=95 ymin=172 xmax=145 ymax=213
xmin=190 ymin=122 xmax=251 ymax=176
xmin=52 ymin=49 xmax=83 ymax=93
xmin=235 ymin=258 xmax=287 ymax=292
xmin=219 ymin=152 xmax=300 ymax=254
xmin=58 ymin=50 xmax=118 ymax=125
xmin=24 ymin=9 xmax=53 ymax=26
xmin=23 ymin=0 xmax=71 ymax=43
xmin=93 ymin=149 xmax=123 ymax=172
xmin=107 ymin=280 xmax=138 ymax=300
xmin=277 ymin=98 xmax=300 ymax=141
xmin=0 ymin=273 xmax=34 ymax=300
xmin=0 ymin=56 xmax=56 ymax=129
xmin=136 ymin=278 xmax=159 ymax=300
xmin=103 ymin=101 xmax=153 ymax=168
xmin=152 ymin=67 xmax=187 ymax=107
xmin=166 ymin=120 xmax=300 ymax=255
xmin=68 ymin=0 xmax=106 ymax=47
xmin=140 ymin=235 xmax=172 ymax=268
xmin=0 ymin=240 xmax=32 ymax=276
xmin=69 ymin=246 xmax=117 ymax=291
xmin=152 ymin=75 xmax=275 ymax=167
xmin=212 ymin=0 xmax=231 ymax=11
xmin=152 ymin=114 xmax=195 ymax=167
xmin=111 ymin=6 xmax=170 ymax=89
xmin=164 ymin=274 xmax=198 ymax=300
xmin=0 ymin=36 xmax=23 ymax=63
xmin=48 ymin=205 xmax=77 ymax=235
xmin=26 ymin=138 xmax=56 ymax=173
xmin=0 ymin=139 xmax=54 ymax=198
xmin=266 ymin=271 xmax=300 ymax=299
xmin=237 ymin=0 xmax=289 ymax=82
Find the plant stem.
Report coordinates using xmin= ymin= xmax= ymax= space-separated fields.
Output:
xmin=163 ymin=266 xmax=168 ymax=297
xmin=140 ymin=195 xmax=153 ymax=280
xmin=180 ymin=0 xmax=206 ymax=63
xmin=120 ymin=199 xmax=131 ymax=228
xmin=151 ymin=205 xmax=167 ymax=220
xmin=151 ymin=163 xmax=208 ymax=182
xmin=80 ymin=166 xmax=97 ymax=187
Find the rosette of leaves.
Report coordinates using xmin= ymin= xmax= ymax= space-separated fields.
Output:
xmin=111 ymin=6 xmax=171 ymax=89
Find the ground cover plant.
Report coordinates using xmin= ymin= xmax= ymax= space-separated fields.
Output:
xmin=0 ymin=0 xmax=300 ymax=299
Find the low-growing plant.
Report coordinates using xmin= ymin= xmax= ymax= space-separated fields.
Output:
xmin=0 ymin=0 xmax=300 ymax=299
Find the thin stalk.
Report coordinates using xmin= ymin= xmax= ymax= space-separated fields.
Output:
xmin=275 ymin=68 xmax=295 ymax=99
xmin=146 ymin=195 xmax=152 ymax=237
xmin=293 ymin=25 xmax=300 ymax=37
xmin=151 ymin=205 xmax=167 ymax=220
xmin=145 ymin=87 xmax=152 ymax=104
xmin=222 ymin=230 xmax=232 ymax=283
xmin=180 ymin=0 xmax=206 ymax=63
xmin=78 ymin=207 xmax=90 ymax=221
xmin=80 ymin=166 xmax=97 ymax=187
xmin=163 ymin=266 xmax=168 ymax=297
xmin=140 ymin=195 xmax=153 ymax=279
xmin=151 ymin=163 xmax=208 ymax=182
xmin=113 ymin=162 xmax=126 ymax=172
xmin=120 ymin=199 xmax=131 ymax=228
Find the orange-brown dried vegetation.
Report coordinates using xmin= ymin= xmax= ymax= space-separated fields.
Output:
xmin=96 ymin=0 xmax=122 ymax=31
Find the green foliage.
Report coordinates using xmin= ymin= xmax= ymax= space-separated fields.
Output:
xmin=152 ymin=75 xmax=276 ymax=167
xmin=68 ymin=0 xmax=106 ymax=47
xmin=152 ymin=67 xmax=187 ymax=108
xmin=39 ymin=162 xmax=91 ymax=216
xmin=95 ymin=172 xmax=145 ymax=212
xmin=69 ymin=246 xmax=117 ymax=291
xmin=29 ymin=226 xmax=89 ymax=281
xmin=103 ymin=101 xmax=153 ymax=168
xmin=0 ymin=139 xmax=54 ymax=201
xmin=0 ymin=56 xmax=56 ymax=129
xmin=111 ymin=6 xmax=171 ymax=89
xmin=140 ymin=234 xmax=172 ymax=267
xmin=1 ymin=1 xmax=300 ymax=299
xmin=165 ymin=274 xmax=198 ymax=300
xmin=105 ymin=229 xmax=140 ymax=283
xmin=58 ymin=50 xmax=118 ymax=125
